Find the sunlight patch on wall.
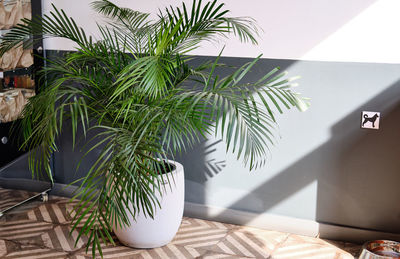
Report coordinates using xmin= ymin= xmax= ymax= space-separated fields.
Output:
xmin=302 ymin=0 xmax=400 ymax=64
xmin=42 ymin=0 xmax=382 ymax=63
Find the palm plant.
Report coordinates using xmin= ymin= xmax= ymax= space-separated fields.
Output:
xmin=0 ymin=0 xmax=309 ymax=257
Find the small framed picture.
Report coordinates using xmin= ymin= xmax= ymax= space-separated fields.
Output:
xmin=361 ymin=111 xmax=380 ymax=130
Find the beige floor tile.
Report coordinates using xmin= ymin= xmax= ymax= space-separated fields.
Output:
xmin=171 ymin=217 xmax=230 ymax=250
xmin=236 ymin=226 xmax=290 ymax=246
xmin=0 ymin=218 xmax=54 ymax=241
xmin=135 ymin=245 xmax=211 ymax=259
xmin=4 ymin=245 xmax=69 ymax=259
xmin=288 ymin=233 xmax=333 ymax=246
xmin=0 ymin=188 xmax=364 ymax=259
xmin=0 ymin=239 xmax=7 ymax=257
xmin=200 ymin=250 xmax=256 ymax=258
xmin=271 ymin=234 xmax=354 ymax=259
xmin=68 ymin=255 xmax=92 ymax=259
xmin=39 ymin=225 xmax=88 ymax=252
xmin=205 ymin=230 xmax=276 ymax=258
xmin=0 ymin=188 xmax=38 ymax=211
xmin=29 ymin=202 xmax=72 ymax=224
xmin=77 ymin=243 xmax=145 ymax=259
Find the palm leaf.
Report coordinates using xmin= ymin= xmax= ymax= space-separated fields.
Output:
xmin=0 ymin=1 xmax=308 ymax=257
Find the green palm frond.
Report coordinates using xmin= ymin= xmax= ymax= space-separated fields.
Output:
xmin=160 ymin=0 xmax=260 ymax=52
xmin=91 ymin=0 xmax=150 ymax=28
xmin=0 ymin=0 xmax=308 ymax=258
xmin=0 ymin=5 xmax=93 ymax=55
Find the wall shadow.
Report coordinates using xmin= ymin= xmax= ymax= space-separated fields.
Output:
xmin=208 ymin=78 xmax=400 ymax=237
xmin=176 ymin=56 xmax=299 ymax=205
xmin=1 ymin=55 xmax=399 ymax=243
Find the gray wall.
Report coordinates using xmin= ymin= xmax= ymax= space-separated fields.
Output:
xmin=177 ymin=57 xmax=400 ymax=234
xmin=2 ymin=54 xmax=400 ymax=236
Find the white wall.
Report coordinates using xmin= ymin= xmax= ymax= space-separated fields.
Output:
xmin=42 ymin=0 xmax=400 ymax=63
xmin=40 ymin=0 xmax=400 ymax=235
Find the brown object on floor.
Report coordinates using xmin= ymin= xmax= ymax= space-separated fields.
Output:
xmin=0 ymin=187 xmax=360 ymax=258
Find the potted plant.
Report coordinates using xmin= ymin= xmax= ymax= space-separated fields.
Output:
xmin=0 ymin=0 xmax=309 ymax=257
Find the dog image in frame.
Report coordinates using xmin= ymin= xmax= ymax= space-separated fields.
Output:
xmin=362 ymin=113 xmax=379 ymax=128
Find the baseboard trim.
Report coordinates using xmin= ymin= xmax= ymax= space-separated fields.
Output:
xmin=0 ymin=177 xmax=77 ymax=197
xmin=2 ymin=177 xmax=399 ymax=243
xmin=184 ymin=202 xmax=400 ymax=243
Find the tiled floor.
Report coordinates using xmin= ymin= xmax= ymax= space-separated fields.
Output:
xmin=0 ymin=188 xmax=361 ymax=258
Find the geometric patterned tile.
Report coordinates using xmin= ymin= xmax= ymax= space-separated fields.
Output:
xmin=53 ymin=199 xmax=101 ymax=229
xmin=29 ymin=203 xmax=71 ymax=224
xmin=138 ymin=245 xmax=209 ymax=259
xmin=236 ymin=226 xmax=290 ymax=252
xmin=40 ymin=225 xmax=87 ymax=252
xmin=0 ymin=188 xmax=362 ymax=259
xmin=206 ymin=231 xmax=273 ymax=258
xmin=270 ymin=234 xmax=354 ymax=259
xmin=200 ymin=250 xmax=255 ymax=258
xmin=0 ymin=188 xmax=39 ymax=211
xmin=171 ymin=218 xmax=230 ymax=249
xmin=288 ymin=234 xmax=330 ymax=246
xmin=69 ymin=255 xmax=92 ymax=259
xmin=271 ymin=244 xmax=345 ymax=259
xmin=76 ymin=243 xmax=144 ymax=259
xmin=4 ymin=246 xmax=69 ymax=259
xmin=0 ymin=219 xmax=54 ymax=241
xmin=0 ymin=205 xmax=39 ymax=223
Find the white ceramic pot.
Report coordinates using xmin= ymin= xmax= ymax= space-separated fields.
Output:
xmin=113 ymin=160 xmax=185 ymax=248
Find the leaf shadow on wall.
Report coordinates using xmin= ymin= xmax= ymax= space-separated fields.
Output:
xmin=203 ymin=79 xmax=400 ymax=237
